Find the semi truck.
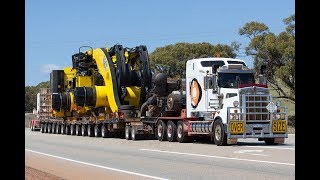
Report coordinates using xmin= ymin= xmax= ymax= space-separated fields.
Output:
xmin=37 ymin=44 xmax=288 ymax=146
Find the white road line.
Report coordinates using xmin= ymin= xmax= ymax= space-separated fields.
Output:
xmin=25 ymin=149 xmax=168 ymax=180
xmin=234 ymin=150 xmax=269 ymax=156
xmin=243 ymin=146 xmax=295 ymax=150
xmin=140 ymin=149 xmax=294 ymax=166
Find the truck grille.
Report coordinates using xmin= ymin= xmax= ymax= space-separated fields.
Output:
xmin=242 ymin=94 xmax=271 ymax=121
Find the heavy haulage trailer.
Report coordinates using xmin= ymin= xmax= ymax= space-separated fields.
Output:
xmin=37 ymin=44 xmax=288 ymax=146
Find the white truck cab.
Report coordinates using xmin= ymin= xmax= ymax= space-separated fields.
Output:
xmin=186 ymin=57 xmax=288 ymax=145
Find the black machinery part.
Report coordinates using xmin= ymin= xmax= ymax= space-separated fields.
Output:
xmin=52 ymin=93 xmax=71 ymax=111
xmin=74 ymin=87 xmax=96 ymax=107
xmin=107 ymin=44 xmax=152 ymax=106
xmin=50 ymin=70 xmax=65 ymax=93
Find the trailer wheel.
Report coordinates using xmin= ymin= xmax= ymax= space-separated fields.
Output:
xmin=52 ymin=123 xmax=56 ymax=134
xmin=177 ymin=121 xmax=191 ymax=143
xmin=66 ymin=125 xmax=71 ymax=135
xmin=167 ymin=121 xmax=177 ymax=142
xmin=76 ymin=124 xmax=81 ymax=136
xmin=101 ymin=124 xmax=111 ymax=138
xmin=30 ymin=121 xmax=33 ymax=131
xmin=61 ymin=124 xmax=65 ymax=135
xmin=94 ymin=124 xmax=101 ymax=137
xmin=157 ymin=120 xmax=167 ymax=141
xmin=88 ymin=124 xmax=94 ymax=137
xmin=70 ymin=124 xmax=76 ymax=135
xmin=40 ymin=123 xmax=44 ymax=133
xmin=48 ymin=123 xmax=53 ymax=133
xmin=131 ymin=126 xmax=140 ymax=141
xmin=264 ymin=138 xmax=278 ymax=145
xmin=125 ymin=126 xmax=131 ymax=140
xmin=213 ymin=119 xmax=227 ymax=146
xmin=81 ymin=124 xmax=87 ymax=136
xmin=56 ymin=124 xmax=61 ymax=134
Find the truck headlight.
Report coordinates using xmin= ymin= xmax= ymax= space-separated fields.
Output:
xmin=233 ymin=101 xmax=239 ymax=107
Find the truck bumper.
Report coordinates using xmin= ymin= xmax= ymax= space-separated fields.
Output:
xmin=228 ymin=123 xmax=288 ymax=139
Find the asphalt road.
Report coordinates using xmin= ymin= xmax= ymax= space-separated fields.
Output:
xmin=25 ymin=128 xmax=295 ymax=180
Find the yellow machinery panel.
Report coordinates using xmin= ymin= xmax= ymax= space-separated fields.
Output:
xmin=63 ymin=67 xmax=76 ymax=89
xmin=76 ymin=76 xmax=92 ymax=87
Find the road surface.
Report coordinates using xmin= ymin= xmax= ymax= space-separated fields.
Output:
xmin=25 ymin=128 xmax=295 ymax=180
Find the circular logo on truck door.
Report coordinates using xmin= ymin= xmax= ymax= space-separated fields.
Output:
xmin=190 ymin=78 xmax=202 ymax=108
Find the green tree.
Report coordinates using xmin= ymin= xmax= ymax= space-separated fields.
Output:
xmin=25 ymin=81 xmax=50 ymax=112
xmin=149 ymin=42 xmax=238 ymax=78
xmin=239 ymin=15 xmax=295 ymax=102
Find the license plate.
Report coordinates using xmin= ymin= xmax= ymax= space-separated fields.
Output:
xmin=272 ymin=120 xmax=287 ymax=133
xmin=229 ymin=121 xmax=244 ymax=134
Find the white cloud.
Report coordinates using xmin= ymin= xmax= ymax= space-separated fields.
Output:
xmin=40 ymin=64 xmax=60 ymax=73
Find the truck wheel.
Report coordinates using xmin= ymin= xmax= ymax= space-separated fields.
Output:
xmin=101 ymin=124 xmax=111 ymax=138
xmin=61 ymin=124 xmax=65 ymax=135
xmin=40 ymin=123 xmax=44 ymax=133
xmin=70 ymin=124 xmax=76 ymax=135
xmin=94 ymin=124 xmax=101 ymax=137
xmin=157 ymin=120 xmax=167 ymax=141
xmin=264 ymin=138 xmax=278 ymax=145
xmin=52 ymin=123 xmax=56 ymax=134
xmin=88 ymin=124 xmax=94 ymax=137
xmin=167 ymin=121 xmax=177 ymax=142
xmin=177 ymin=120 xmax=191 ymax=143
xmin=81 ymin=124 xmax=87 ymax=136
xmin=131 ymin=126 xmax=140 ymax=141
xmin=125 ymin=126 xmax=131 ymax=140
xmin=213 ymin=119 xmax=227 ymax=146
xmin=76 ymin=124 xmax=81 ymax=136
xmin=56 ymin=124 xmax=61 ymax=134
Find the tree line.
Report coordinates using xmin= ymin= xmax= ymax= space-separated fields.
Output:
xmin=25 ymin=14 xmax=294 ymax=112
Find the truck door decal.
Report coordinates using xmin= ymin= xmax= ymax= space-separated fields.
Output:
xmin=190 ymin=78 xmax=202 ymax=108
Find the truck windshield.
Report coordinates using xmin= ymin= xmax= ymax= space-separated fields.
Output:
xmin=217 ymin=73 xmax=255 ymax=88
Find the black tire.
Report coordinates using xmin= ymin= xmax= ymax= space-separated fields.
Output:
xmin=52 ymin=123 xmax=56 ymax=134
xmin=167 ymin=121 xmax=177 ymax=142
xmin=45 ymin=123 xmax=49 ymax=133
xmin=56 ymin=124 xmax=61 ymax=134
xmin=131 ymin=126 xmax=139 ymax=141
xmin=177 ymin=120 xmax=191 ymax=143
xmin=66 ymin=125 xmax=71 ymax=135
xmin=94 ymin=124 xmax=101 ymax=137
xmin=88 ymin=124 xmax=94 ymax=137
xmin=48 ymin=123 xmax=52 ymax=133
xmin=125 ymin=126 xmax=131 ymax=140
xmin=61 ymin=124 xmax=65 ymax=135
xmin=264 ymin=138 xmax=278 ymax=145
xmin=101 ymin=124 xmax=111 ymax=138
xmin=40 ymin=123 xmax=44 ymax=133
xmin=70 ymin=124 xmax=76 ymax=135
xmin=213 ymin=119 xmax=227 ymax=146
xmin=157 ymin=120 xmax=167 ymax=141
xmin=76 ymin=124 xmax=81 ymax=136
xmin=81 ymin=124 xmax=87 ymax=136
xmin=30 ymin=122 xmax=33 ymax=131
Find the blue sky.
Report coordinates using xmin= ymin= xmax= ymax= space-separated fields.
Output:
xmin=26 ymin=0 xmax=294 ymax=86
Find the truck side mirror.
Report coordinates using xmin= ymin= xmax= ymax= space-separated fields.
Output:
xmin=259 ymin=65 xmax=267 ymax=85
xmin=212 ymin=74 xmax=217 ymax=93
xmin=212 ymin=65 xmax=220 ymax=74
xmin=260 ymin=64 xmax=266 ymax=75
